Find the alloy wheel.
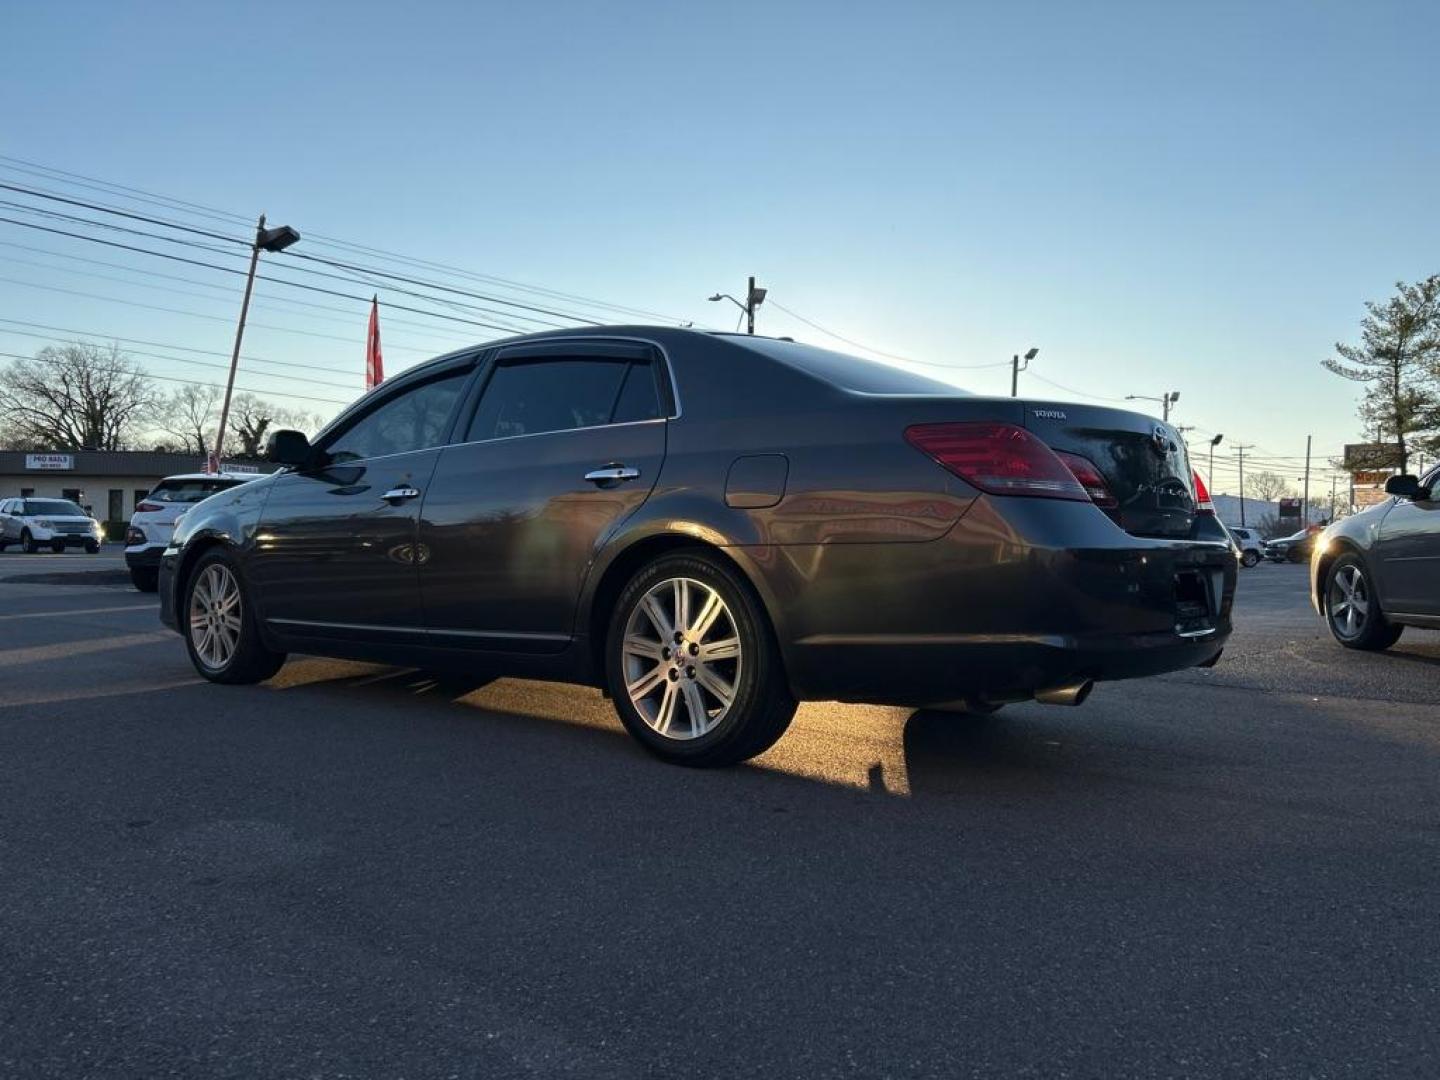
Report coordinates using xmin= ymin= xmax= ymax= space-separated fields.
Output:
xmin=621 ymin=576 xmax=742 ymax=740
xmin=1328 ymin=563 xmax=1369 ymax=639
xmin=189 ymin=563 xmax=243 ymax=671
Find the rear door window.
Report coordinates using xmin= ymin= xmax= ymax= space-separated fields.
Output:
xmin=147 ymin=479 xmax=246 ymax=504
xmin=466 ymin=358 xmax=640 ymax=442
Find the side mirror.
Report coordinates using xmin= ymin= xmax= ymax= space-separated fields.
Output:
xmin=265 ymin=429 xmax=313 ymax=468
xmin=1385 ymin=474 xmax=1425 ymax=500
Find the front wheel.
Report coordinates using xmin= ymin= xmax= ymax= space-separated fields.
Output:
xmin=1325 ymin=554 xmax=1402 ymax=651
xmin=85 ymin=541 xmax=100 ymax=554
xmin=1241 ymin=550 xmax=1259 ymax=568
xmin=605 ymin=551 xmax=796 ymax=767
xmin=183 ymin=549 xmax=287 ymax=683
xmin=22 ymin=529 xmax=39 ymax=554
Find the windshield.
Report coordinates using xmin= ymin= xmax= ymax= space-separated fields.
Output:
xmin=22 ymin=500 xmax=86 ymax=516
xmin=147 ymin=478 xmax=246 ymax=504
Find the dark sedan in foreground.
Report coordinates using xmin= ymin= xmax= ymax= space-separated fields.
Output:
xmin=160 ymin=328 xmax=1234 ymax=765
xmin=1312 ymin=468 xmax=1440 ymax=649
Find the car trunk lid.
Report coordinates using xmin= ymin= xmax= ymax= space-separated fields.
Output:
xmin=1023 ymin=401 xmax=1196 ymax=539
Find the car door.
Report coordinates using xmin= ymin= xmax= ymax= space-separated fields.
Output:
xmin=1373 ymin=466 xmax=1440 ymax=616
xmin=0 ymin=500 xmax=13 ymax=540
xmin=247 ymin=362 xmax=476 ymax=641
xmin=418 ymin=341 xmax=670 ymax=651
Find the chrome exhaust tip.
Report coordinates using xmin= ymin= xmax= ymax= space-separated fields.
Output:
xmin=1034 ymin=680 xmax=1094 ymax=707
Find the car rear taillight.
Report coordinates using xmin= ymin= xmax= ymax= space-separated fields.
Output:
xmin=905 ymin=422 xmax=1088 ymax=501
xmin=1192 ymin=470 xmax=1215 ymax=514
xmin=1054 ymin=451 xmax=1119 ymax=510
xmin=136 ymin=501 xmax=163 ymax=513
xmin=125 ymin=526 xmax=146 ymax=546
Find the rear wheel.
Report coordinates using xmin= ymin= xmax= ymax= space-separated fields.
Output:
xmin=1241 ymin=550 xmax=1259 ymax=568
xmin=130 ymin=567 xmax=159 ymax=593
xmin=183 ymin=549 xmax=286 ymax=683
xmin=22 ymin=529 xmax=39 ymax=554
xmin=605 ymin=551 xmax=796 ymax=767
xmin=1325 ymin=554 xmax=1402 ymax=651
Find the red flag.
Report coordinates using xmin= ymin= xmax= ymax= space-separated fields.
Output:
xmin=365 ymin=295 xmax=384 ymax=390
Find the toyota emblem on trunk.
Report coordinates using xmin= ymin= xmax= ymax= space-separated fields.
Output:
xmin=1151 ymin=425 xmax=1171 ymax=456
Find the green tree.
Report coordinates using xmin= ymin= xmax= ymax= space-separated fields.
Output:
xmin=1323 ymin=276 xmax=1440 ymax=471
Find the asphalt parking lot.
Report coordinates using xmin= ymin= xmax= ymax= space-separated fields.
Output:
xmin=1 ymin=553 xmax=1437 ymax=1078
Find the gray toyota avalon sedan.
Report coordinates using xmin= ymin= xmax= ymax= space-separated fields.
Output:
xmin=159 ymin=328 xmax=1235 ymax=766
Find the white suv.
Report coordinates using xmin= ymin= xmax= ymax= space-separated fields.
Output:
xmin=1226 ymin=525 xmax=1263 ymax=568
xmin=0 ymin=497 xmax=104 ymax=553
xmin=125 ymin=472 xmax=259 ymax=591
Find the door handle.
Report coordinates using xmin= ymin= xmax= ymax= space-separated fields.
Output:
xmin=382 ymin=486 xmax=421 ymax=503
xmin=584 ymin=465 xmax=640 ymax=485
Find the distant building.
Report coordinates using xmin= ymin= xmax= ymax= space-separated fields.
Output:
xmin=0 ymin=451 xmax=277 ymax=525
xmin=1211 ymin=493 xmax=1280 ymax=532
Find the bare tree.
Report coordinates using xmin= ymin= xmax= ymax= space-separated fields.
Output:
xmin=157 ymin=383 xmax=222 ymax=456
xmin=1323 ymin=276 xmax=1440 ymax=470
xmin=1246 ymin=470 xmax=1292 ymax=503
xmin=0 ymin=342 xmax=158 ymax=450
xmin=227 ymin=393 xmax=287 ymax=458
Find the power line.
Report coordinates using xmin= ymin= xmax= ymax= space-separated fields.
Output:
xmin=0 ymin=242 xmax=464 ymax=346
xmin=0 ymin=173 xmax=676 ymax=329
xmin=0 ymin=350 xmax=350 ymax=407
xmin=0 ymin=316 xmax=366 ymax=376
xmin=0 ymin=154 xmax=698 ymax=325
xmin=0 ymin=217 xmax=536 ymax=337
xmin=0 ymin=326 xmax=359 ymax=391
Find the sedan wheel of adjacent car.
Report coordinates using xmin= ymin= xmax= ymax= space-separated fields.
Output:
xmin=21 ymin=529 xmax=39 ymax=554
xmin=1325 ymin=555 xmax=1403 ymax=651
xmin=606 ymin=552 xmax=796 ymax=767
xmin=183 ymin=550 xmax=287 ymax=684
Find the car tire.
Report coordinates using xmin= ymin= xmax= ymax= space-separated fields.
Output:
xmin=85 ymin=541 xmax=100 ymax=554
xmin=605 ymin=551 xmax=796 ymax=767
xmin=182 ymin=548 xmax=287 ymax=684
xmin=130 ymin=567 xmax=160 ymax=593
xmin=1241 ymin=550 xmax=1259 ymax=568
xmin=21 ymin=529 xmax=39 ymax=554
xmin=1324 ymin=553 xmax=1403 ymax=651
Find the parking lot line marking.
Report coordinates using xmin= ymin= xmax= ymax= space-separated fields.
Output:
xmin=0 ymin=631 xmax=173 ymax=668
xmin=0 ymin=604 xmax=156 ymax=621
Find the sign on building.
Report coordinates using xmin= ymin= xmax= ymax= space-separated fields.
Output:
xmin=1342 ymin=443 xmax=1404 ymax=471
xmin=24 ymin=453 xmax=75 ymax=471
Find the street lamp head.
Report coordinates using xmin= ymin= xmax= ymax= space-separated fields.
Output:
xmin=1024 ymin=347 xmax=1039 ymax=361
xmin=257 ymin=224 xmax=301 ymax=253
xmin=1168 ymin=391 xmax=1180 ymax=402
xmin=707 ymin=294 xmax=723 ymax=302
xmin=1211 ymin=433 xmax=1224 ymax=447
xmin=748 ymin=286 xmax=767 ymax=307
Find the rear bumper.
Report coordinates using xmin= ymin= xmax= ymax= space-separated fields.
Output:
xmin=125 ymin=545 xmax=164 ymax=570
xmin=761 ymin=496 xmax=1235 ymax=705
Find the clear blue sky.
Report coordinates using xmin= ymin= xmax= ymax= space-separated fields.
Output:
xmin=3 ymin=0 xmax=1438 ymax=492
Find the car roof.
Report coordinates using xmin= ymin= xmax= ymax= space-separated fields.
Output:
xmin=156 ymin=472 xmax=260 ymax=482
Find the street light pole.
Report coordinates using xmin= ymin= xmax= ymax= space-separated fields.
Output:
xmin=708 ymin=277 xmax=767 ymax=334
xmin=1235 ymin=443 xmax=1254 ymax=528
xmin=1011 ymin=346 xmax=1038 ymax=397
xmin=1126 ymin=391 xmax=1180 ymax=422
xmin=1301 ymin=434 xmax=1312 ymax=526
xmin=1209 ymin=433 xmax=1223 ymax=483
xmin=211 ymin=213 xmax=301 ymax=471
